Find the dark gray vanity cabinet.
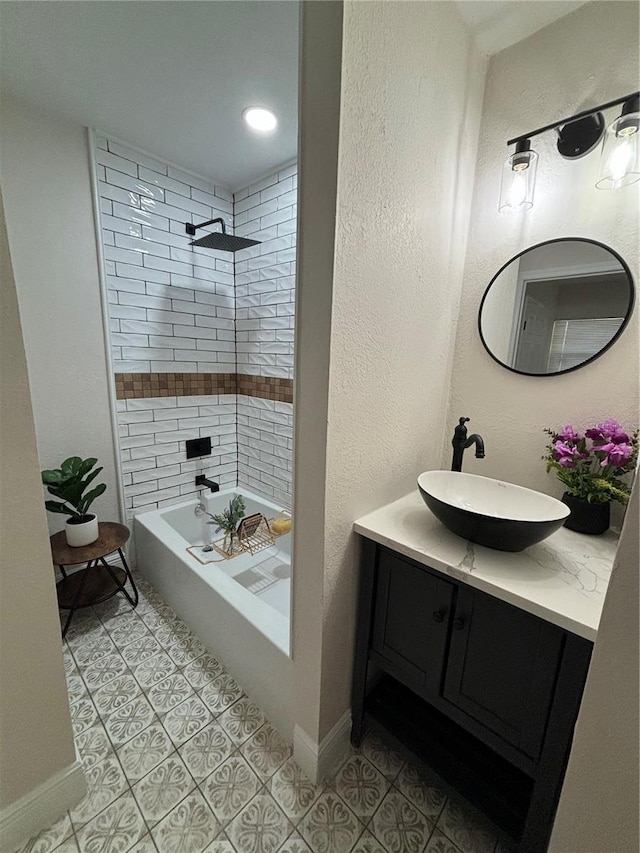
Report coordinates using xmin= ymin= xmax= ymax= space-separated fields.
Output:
xmin=371 ymin=548 xmax=454 ymax=698
xmin=443 ymin=585 xmax=564 ymax=761
xmin=352 ymin=538 xmax=593 ymax=853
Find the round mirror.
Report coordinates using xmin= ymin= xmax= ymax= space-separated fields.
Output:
xmin=478 ymin=238 xmax=634 ymax=376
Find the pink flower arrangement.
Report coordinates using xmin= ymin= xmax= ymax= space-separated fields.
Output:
xmin=544 ymin=419 xmax=638 ymax=504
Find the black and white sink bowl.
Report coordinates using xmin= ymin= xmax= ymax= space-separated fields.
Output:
xmin=417 ymin=471 xmax=570 ymax=552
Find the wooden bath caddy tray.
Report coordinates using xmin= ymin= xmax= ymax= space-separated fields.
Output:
xmin=187 ymin=514 xmax=288 ymax=565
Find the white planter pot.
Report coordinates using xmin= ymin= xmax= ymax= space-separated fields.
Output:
xmin=65 ymin=514 xmax=99 ymax=547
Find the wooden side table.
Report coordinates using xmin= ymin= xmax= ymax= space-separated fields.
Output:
xmin=51 ymin=522 xmax=139 ymax=638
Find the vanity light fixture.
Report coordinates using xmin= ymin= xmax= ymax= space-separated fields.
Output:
xmin=499 ymin=90 xmax=640 ymax=212
xmin=596 ymin=94 xmax=640 ymax=190
xmin=498 ymin=139 xmax=538 ymax=213
xmin=243 ymin=107 xmax=277 ymax=133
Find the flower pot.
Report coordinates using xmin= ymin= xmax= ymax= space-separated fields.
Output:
xmin=65 ymin=514 xmax=99 ymax=547
xmin=561 ymin=493 xmax=610 ymax=535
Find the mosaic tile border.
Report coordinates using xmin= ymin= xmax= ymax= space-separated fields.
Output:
xmin=115 ymin=373 xmax=293 ymax=404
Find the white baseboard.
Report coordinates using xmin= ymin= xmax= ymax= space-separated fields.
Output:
xmin=0 ymin=759 xmax=86 ymax=853
xmin=293 ymin=709 xmax=352 ymax=784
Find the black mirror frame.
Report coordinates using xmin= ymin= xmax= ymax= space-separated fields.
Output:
xmin=478 ymin=237 xmax=635 ymax=378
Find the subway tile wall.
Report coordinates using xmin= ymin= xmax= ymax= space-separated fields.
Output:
xmin=95 ymin=137 xmax=296 ymax=516
xmin=233 ymin=165 xmax=297 ymax=502
xmin=237 ymin=396 xmax=293 ymax=509
xmin=117 ymin=395 xmax=237 ymax=517
xmin=96 ymin=136 xmax=236 ymax=375
xmin=234 ymin=163 xmax=297 ymax=381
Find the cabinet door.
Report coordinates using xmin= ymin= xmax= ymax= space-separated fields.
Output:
xmin=443 ymin=586 xmax=564 ymax=759
xmin=372 ymin=549 xmax=454 ymax=699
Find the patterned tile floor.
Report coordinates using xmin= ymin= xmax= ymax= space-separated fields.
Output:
xmin=14 ymin=571 xmax=507 ymax=853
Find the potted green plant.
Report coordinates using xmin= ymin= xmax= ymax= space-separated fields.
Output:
xmin=543 ymin=419 xmax=638 ymax=534
xmin=41 ymin=456 xmax=106 ymax=547
xmin=206 ymin=495 xmax=246 ymax=556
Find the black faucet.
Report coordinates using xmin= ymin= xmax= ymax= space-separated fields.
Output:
xmin=451 ymin=417 xmax=485 ymax=472
xmin=195 ymin=475 xmax=220 ymax=493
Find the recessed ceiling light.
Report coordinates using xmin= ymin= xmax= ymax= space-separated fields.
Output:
xmin=243 ymin=107 xmax=277 ymax=133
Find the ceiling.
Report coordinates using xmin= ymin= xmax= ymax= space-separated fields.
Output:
xmin=1 ymin=1 xmax=587 ymax=189
xmin=456 ymin=0 xmax=587 ymax=55
xmin=0 ymin=1 xmax=300 ymax=190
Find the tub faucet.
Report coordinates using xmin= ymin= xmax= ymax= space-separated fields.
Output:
xmin=451 ymin=417 xmax=485 ymax=472
xmin=195 ymin=475 xmax=220 ymax=493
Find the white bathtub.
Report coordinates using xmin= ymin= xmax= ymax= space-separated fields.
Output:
xmin=134 ymin=488 xmax=295 ymax=739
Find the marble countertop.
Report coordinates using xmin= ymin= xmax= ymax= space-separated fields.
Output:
xmin=353 ymin=491 xmax=620 ymax=641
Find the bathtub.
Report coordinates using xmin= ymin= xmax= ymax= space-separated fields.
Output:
xmin=134 ymin=488 xmax=295 ymax=739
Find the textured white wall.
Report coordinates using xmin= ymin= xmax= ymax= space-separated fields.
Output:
xmin=549 ymin=480 xmax=639 ymax=852
xmin=0 ymin=189 xmax=78 ymax=816
xmin=448 ymin=2 xmax=639 ymax=506
xmin=316 ymin=0 xmax=487 ymax=738
xmin=0 ymin=94 xmax=120 ymax=532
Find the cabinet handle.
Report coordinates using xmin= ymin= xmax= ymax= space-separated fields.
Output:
xmin=453 ymin=616 xmax=466 ymax=631
xmin=432 ymin=609 xmax=446 ymax=623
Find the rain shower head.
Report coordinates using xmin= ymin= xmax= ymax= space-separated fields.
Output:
xmin=185 ymin=218 xmax=260 ymax=253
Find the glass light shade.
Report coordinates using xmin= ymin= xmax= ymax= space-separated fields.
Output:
xmin=498 ymin=149 xmax=538 ymax=213
xmin=595 ymin=112 xmax=640 ymax=189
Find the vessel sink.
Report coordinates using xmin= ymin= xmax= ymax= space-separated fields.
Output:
xmin=417 ymin=471 xmax=570 ymax=552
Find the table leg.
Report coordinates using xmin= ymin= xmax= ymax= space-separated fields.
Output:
xmin=100 ymin=551 xmax=139 ymax=608
xmin=61 ymin=560 xmax=94 ymax=639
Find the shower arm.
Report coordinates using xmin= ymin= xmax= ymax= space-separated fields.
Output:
xmin=185 ymin=217 xmax=227 ymax=237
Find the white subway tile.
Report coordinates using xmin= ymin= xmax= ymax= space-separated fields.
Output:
xmin=118 ymin=292 xmax=172 ymax=310
xmin=148 ymin=334 xmax=191 ymax=349
xmin=165 ymin=190 xmax=210 ymax=218
xmin=145 ymin=281 xmax=193 ymax=300
xmin=140 ymin=196 xmax=196 ymax=223
xmin=277 ymin=189 xmax=298 ymax=208
xmin=115 ymin=233 xmax=171 ymax=258
xmin=167 ymin=165 xmax=215 ymax=195
xmin=107 ymin=276 xmax=145 ymax=295
xmin=261 ymin=207 xmax=294 ymax=229
xmin=147 ymin=308 xmax=195 ymax=325
xmin=144 ymin=254 xmax=192 ymax=276
xmin=121 ymin=457 xmax=157 ymax=474
xmin=106 ymin=141 xmax=167 ymax=173
xmin=150 ymin=361 xmax=198 ymax=372
xmin=172 ymin=299 xmax=217 ymax=317
xmin=154 ymin=406 xmax=198 ymax=421
xmin=130 ymin=442 xmax=180 ymax=459
xmin=112 ymin=360 xmax=150 ymax=373
xmin=154 ymin=429 xmax=200 ymax=444
xmin=113 ymin=202 xmax=169 ymax=231
xmin=112 ymin=332 xmax=149 ymax=348
xmin=139 ymin=166 xmax=190 ymax=198
xmin=175 ymin=324 xmax=214 ymax=340
xmin=104 ymin=245 xmax=143 ymax=266
xmin=126 ymin=397 xmax=178 ymax=410
xmin=122 ymin=347 xmax=175 ymax=361
xmin=142 ymin=225 xmax=190 ymax=249
xmin=248 ymin=173 xmax=278 ymax=196
xmin=277 ymin=219 xmax=297 ymax=237
xmin=99 ymin=181 xmax=140 ymax=207
xmin=261 ymin=177 xmax=293 ymax=203
xmin=102 ymin=215 xmax=143 ymax=238
xmin=106 ymin=168 xmax=165 ymax=199
xmin=132 ymin=486 xmax=180 ymax=507
xmin=97 ymin=149 xmax=138 ymax=177
xmin=128 ymin=418 xmax=179 ymax=436
xmin=115 ymin=263 xmax=171 ymax=284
